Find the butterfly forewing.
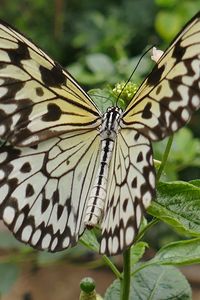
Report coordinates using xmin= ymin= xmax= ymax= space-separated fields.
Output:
xmin=122 ymin=12 xmax=200 ymax=140
xmin=0 ymin=130 xmax=100 ymax=251
xmin=0 ymin=20 xmax=101 ymax=147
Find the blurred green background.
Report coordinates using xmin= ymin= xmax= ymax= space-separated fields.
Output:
xmin=1 ymin=0 xmax=199 ymax=174
xmin=0 ymin=0 xmax=200 ymax=298
xmin=0 ymin=0 xmax=199 ymax=88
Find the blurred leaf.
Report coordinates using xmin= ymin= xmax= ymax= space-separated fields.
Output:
xmin=86 ymin=53 xmax=115 ymax=74
xmin=155 ymin=11 xmax=183 ymax=41
xmin=190 ymin=180 xmax=200 ymax=188
xmin=37 ymin=251 xmax=68 ymax=265
xmin=89 ymin=88 xmax=115 ymax=113
xmin=37 ymin=243 xmax=91 ymax=265
xmin=0 ymin=263 xmax=19 ymax=295
xmin=104 ymin=279 xmax=120 ymax=300
xmin=154 ymin=159 xmax=161 ymax=171
xmin=0 ymin=231 xmax=23 ymax=249
xmin=148 ymin=238 xmax=200 ymax=266
xmin=80 ymin=229 xmax=99 ymax=253
xmin=155 ymin=0 xmax=178 ymax=8
xmin=155 ymin=9 xmax=199 ymax=43
xmin=73 ymin=11 xmax=130 ymax=59
xmin=153 ymin=128 xmax=200 ymax=181
xmin=131 ymin=242 xmax=148 ymax=265
xmin=148 ymin=181 xmax=200 ymax=236
xmin=67 ymin=62 xmax=106 ymax=85
xmin=105 ymin=265 xmax=191 ymax=299
xmin=169 ymin=128 xmax=200 ymax=167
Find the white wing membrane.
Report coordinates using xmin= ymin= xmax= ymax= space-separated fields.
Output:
xmin=0 ymin=130 xmax=100 ymax=251
xmin=100 ymin=129 xmax=155 ymax=255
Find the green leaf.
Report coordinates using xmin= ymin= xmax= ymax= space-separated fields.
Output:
xmin=104 ymin=279 xmax=120 ymax=300
xmin=154 ymin=159 xmax=161 ymax=171
xmin=67 ymin=62 xmax=107 ymax=86
xmin=104 ymin=265 xmax=191 ymax=300
xmin=149 ymin=238 xmax=200 ymax=266
xmin=89 ymin=88 xmax=115 ymax=113
xmin=0 ymin=232 xmax=23 ymax=249
xmin=80 ymin=229 xmax=100 ymax=253
xmin=155 ymin=0 xmax=178 ymax=8
xmin=37 ymin=250 xmax=68 ymax=265
xmin=155 ymin=11 xmax=183 ymax=42
xmin=189 ymin=179 xmax=200 ymax=188
xmin=131 ymin=242 xmax=148 ymax=265
xmin=148 ymin=181 xmax=200 ymax=236
xmin=167 ymin=128 xmax=200 ymax=168
xmin=0 ymin=263 xmax=19 ymax=295
xmin=153 ymin=128 xmax=200 ymax=180
xmin=86 ymin=53 xmax=115 ymax=75
xmin=38 ymin=242 xmax=92 ymax=265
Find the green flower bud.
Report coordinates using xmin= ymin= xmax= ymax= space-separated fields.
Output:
xmin=113 ymin=81 xmax=138 ymax=104
xmin=80 ymin=277 xmax=96 ymax=293
xmin=79 ymin=277 xmax=103 ymax=300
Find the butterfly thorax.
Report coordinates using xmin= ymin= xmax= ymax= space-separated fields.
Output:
xmin=84 ymin=106 xmax=122 ymax=228
xmin=99 ymin=106 xmax=123 ymax=140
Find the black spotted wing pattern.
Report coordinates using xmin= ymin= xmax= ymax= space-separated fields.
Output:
xmin=100 ymin=129 xmax=155 ymax=255
xmin=0 ymin=130 xmax=100 ymax=251
xmin=0 ymin=20 xmax=100 ymax=147
xmin=122 ymin=12 xmax=200 ymax=140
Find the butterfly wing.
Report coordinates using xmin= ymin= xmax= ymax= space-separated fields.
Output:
xmin=0 ymin=20 xmax=101 ymax=147
xmin=0 ymin=130 xmax=100 ymax=251
xmin=0 ymin=20 xmax=102 ymax=250
xmin=100 ymin=129 xmax=155 ymax=256
xmin=122 ymin=12 xmax=200 ymax=140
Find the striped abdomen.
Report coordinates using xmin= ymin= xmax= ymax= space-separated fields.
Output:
xmin=84 ymin=106 xmax=122 ymax=227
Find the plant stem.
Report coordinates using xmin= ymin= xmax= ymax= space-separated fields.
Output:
xmin=135 ymin=218 xmax=159 ymax=243
xmin=156 ymin=135 xmax=174 ymax=182
xmin=120 ymin=248 xmax=131 ymax=300
xmin=102 ymin=255 xmax=122 ymax=279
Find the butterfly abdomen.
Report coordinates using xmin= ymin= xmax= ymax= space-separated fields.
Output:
xmin=84 ymin=139 xmax=114 ymax=227
xmin=84 ymin=107 xmax=122 ymax=228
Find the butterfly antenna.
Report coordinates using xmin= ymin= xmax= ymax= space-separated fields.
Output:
xmin=116 ymin=45 xmax=154 ymax=106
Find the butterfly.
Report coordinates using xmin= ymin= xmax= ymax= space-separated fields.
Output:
xmin=0 ymin=12 xmax=199 ymax=256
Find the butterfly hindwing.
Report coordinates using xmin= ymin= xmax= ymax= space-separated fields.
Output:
xmin=0 ymin=130 xmax=100 ymax=251
xmin=100 ymin=129 xmax=155 ymax=255
xmin=0 ymin=20 xmax=100 ymax=147
xmin=122 ymin=12 xmax=200 ymax=140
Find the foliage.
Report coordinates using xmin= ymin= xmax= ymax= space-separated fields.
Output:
xmin=104 ymin=265 xmax=192 ymax=300
xmin=0 ymin=263 xmax=19 ymax=295
xmin=153 ymin=128 xmax=200 ymax=181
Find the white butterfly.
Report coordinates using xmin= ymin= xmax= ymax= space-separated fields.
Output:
xmin=0 ymin=13 xmax=199 ymax=256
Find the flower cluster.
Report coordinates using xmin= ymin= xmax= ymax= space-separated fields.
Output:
xmin=113 ymin=81 xmax=138 ymax=104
